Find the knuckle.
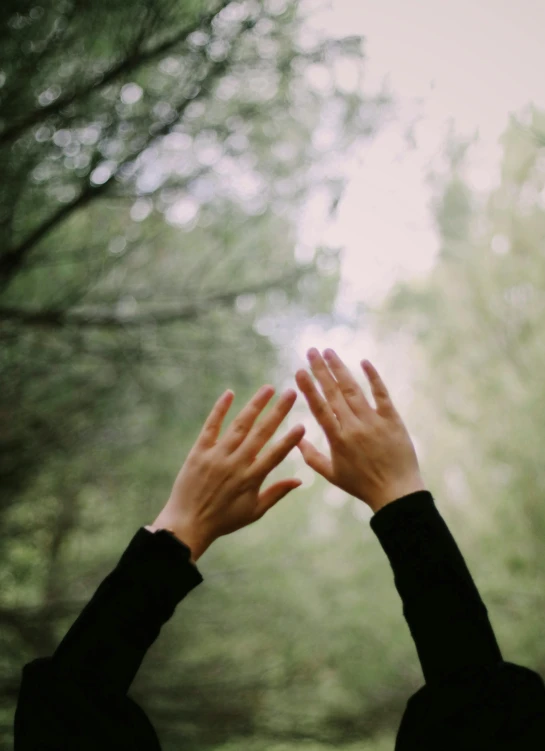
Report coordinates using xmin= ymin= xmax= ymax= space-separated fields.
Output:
xmin=232 ymin=419 xmax=247 ymax=434
xmin=343 ymin=384 xmax=359 ymax=399
xmin=255 ymin=424 xmax=270 ymax=441
xmin=324 ymin=385 xmax=337 ymax=401
xmin=252 ymin=419 xmax=268 ymax=437
xmin=315 ymin=398 xmax=328 ymax=416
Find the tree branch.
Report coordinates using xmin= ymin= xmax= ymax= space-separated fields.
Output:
xmin=0 ymin=180 xmax=112 ymax=292
xmin=0 ymin=50 xmax=234 ymax=293
xmin=0 ymin=1 xmax=230 ymax=147
xmin=0 ymin=264 xmax=315 ymax=328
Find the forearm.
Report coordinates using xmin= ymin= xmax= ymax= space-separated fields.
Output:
xmin=52 ymin=527 xmax=203 ymax=696
xmin=370 ymin=490 xmax=503 ymax=685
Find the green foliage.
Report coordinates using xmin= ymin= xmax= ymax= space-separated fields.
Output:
xmin=0 ymin=1 xmax=394 ymax=749
xmin=372 ymin=102 xmax=545 ymax=678
xmin=0 ymin=0 xmax=387 ymax=513
xmin=8 ymin=5 xmax=545 ymax=751
xmin=212 ymin=737 xmax=396 ymax=751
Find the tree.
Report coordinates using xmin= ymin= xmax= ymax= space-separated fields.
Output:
xmin=0 ymin=1 xmax=392 ymax=747
xmin=368 ymin=104 xmax=545 ymax=685
xmin=0 ymin=0 xmax=389 ymax=510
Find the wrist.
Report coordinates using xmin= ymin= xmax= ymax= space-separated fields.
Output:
xmin=368 ymin=476 xmax=427 ymax=514
xmin=177 ymin=532 xmax=212 ymax=563
xmin=146 ymin=512 xmax=214 ymax=563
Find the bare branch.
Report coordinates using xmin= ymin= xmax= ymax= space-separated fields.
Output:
xmin=0 ymin=1 xmax=230 ymax=147
xmin=0 ymin=264 xmax=315 ymax=329
xmin=0 ymin=49 xmax=232 ymax=293
xmin=0 ymin=180 xmax=111 ymax=291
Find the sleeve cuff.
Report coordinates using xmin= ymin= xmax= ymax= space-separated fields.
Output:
xmin=370 ymin=490 xmax=435 ymax=537
xmin=114 ymin=527 xmax=204 ymax=608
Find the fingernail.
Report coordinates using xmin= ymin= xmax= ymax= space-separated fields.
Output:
xmin=323 ymin=348 xmax=335 ymax=359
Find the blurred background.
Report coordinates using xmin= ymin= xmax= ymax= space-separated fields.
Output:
xmin=2 ymin=0 xmax=545 ymax=749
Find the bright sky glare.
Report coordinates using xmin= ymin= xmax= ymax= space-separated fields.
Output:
xmin=274 ymin=0 xmax=545 ymax=478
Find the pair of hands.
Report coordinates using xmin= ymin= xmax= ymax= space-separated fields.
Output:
xmin=147 ymin=348 xmax=425 ymax=562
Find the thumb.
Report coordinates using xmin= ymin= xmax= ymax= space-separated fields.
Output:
xmin=257 ymin=478 xmax=303 ymax=516
xmin=297 ymin=438 xmax=334 ymax=483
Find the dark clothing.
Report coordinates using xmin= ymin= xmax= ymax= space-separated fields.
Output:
xmin=14 ymin=490 xmax=545 ymax=750
xmin=370 ymin=492 xmax=545 ymax=749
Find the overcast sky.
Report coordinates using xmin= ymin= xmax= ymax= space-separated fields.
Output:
xmin=270 ymin=0 xmax=545 ymax=475
xmin=304 ymin=0 xmax=545 ymax=306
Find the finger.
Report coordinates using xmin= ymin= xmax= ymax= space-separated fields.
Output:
xmin=250 ymin=423 xmax=305 ymax=479
xmin=296 ymin=437 xmax=335 ymax=483
xmin=256 ymin=477 xmax=303 ymax=517
xmin=196 ymin=389 xmax=236 ymax=449
xmin=236 ymin=388 xmax=298 ymax=463
xmin=361 ymin=360 xmax=395 ymax=416
xmin=306 ymin=348 xmax=355 ymax=425
xmin=294 ymin=368 xmax=342 ymax=446
xmin=322 ymin=348 xmax=373 ymax=420
xmin=221 ymin=385 xmax=276 ymax=454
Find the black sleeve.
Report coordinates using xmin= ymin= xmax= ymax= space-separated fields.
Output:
xmin=369 ymin=489 xmax=502 ymax=685
xmin=370 ymin=490 xmax=545 ymax=751
xmin=14 ymin=527 xmax=204 ymax=751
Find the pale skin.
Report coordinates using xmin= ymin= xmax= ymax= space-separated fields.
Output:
xmin=146 ymin=348 xmax=426 ymax=563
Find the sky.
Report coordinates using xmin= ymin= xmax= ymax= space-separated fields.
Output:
xmin=268 ymin=0 xmax=545 ymax=491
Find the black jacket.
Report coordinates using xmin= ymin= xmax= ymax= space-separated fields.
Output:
xmin=13 ymin=490 xmax=545 ymax=750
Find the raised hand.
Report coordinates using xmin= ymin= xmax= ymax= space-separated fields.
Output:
xmin=148 ymin=385 xmax=305 ymax=561
xmin=294 ymin=348 xmax=425 ymax=513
